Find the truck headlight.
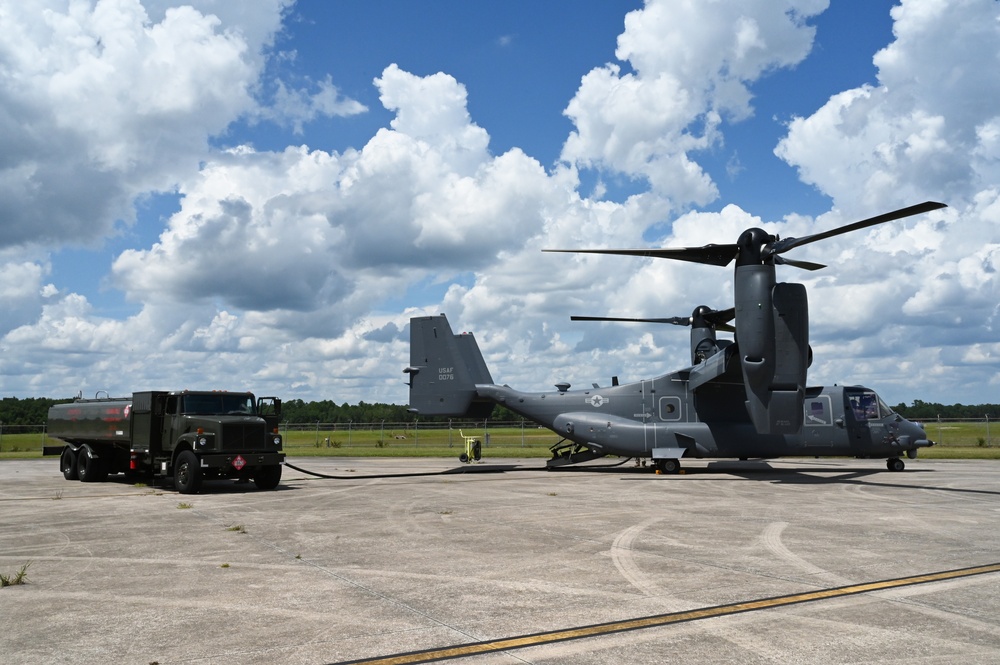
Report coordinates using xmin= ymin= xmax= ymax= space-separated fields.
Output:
xmin=272 ymin=436 xmax=282 ymax=446
xmin=198 ymin=437 xmax=208 ymax=446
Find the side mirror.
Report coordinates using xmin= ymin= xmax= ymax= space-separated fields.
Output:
xmin=257 ymin=397 xmax=282 ymax=418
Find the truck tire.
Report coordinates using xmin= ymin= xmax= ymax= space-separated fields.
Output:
xmin=61 ymin=447 xmax=79 ymax=481
xmin=253 ymin=464 xmax=282 ymax=490
xmin=77 ymin=445 xmax=108 ymax=483
xmin=174 ymin=451 xmax=202 ymax=494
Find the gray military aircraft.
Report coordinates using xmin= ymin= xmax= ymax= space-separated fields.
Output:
xmin=405 ymin=201 xmax=946 ymax=473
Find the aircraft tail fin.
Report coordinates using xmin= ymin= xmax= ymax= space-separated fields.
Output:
xmin=405 ymin=314 xmax=496 ymax=418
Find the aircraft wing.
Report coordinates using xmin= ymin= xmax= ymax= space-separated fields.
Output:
xmin=688 ymin=344 xmax=742 ymax=392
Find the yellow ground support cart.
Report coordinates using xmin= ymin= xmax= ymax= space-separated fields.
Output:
xmin=458 ymin=430 xmax=482 ymax=464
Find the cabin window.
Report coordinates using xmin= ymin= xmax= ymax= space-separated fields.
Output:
xmin=659 ymin=396 xmax=682 ymax=421
xmin=804 ymin=396 xmax=832 ymax=425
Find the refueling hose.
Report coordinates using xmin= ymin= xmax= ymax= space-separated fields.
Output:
xmin=282 ymin=457 xmax=633 ymax=480
xmin=282 ymin=461 xmax=518 ymax=480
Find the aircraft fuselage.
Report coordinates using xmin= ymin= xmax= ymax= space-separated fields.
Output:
xmin=405 ymin=314 xmax=933 ymax=471
xmin=476 ymin=376 xmax=931 ymax=464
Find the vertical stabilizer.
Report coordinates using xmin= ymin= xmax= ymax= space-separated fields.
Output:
xmin=405 ymin=315 xmax=495 ymax=418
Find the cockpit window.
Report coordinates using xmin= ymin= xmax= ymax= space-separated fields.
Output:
xmin=847 ymin=390 xmax=892 ymax=421
xmin=877 ymin=395 xmax=894 ymax=416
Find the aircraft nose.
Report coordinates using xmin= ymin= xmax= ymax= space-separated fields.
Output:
xmin=905 ymin=421 xmax=934 ymax=447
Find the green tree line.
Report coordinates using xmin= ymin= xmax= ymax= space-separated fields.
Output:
xmin=281 ymin=399 xmax=410 ymax=423
xmin=1 ymin=395 xmax=993 ymax=426
xmin=892 ymin=400 xmax=997 ymax=420
xmin=0 ymin=397 xmax=72 ymax=426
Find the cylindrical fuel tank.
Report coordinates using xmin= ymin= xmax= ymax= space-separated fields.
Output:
xmin=47 ymin=398 xmax=132 ymax=445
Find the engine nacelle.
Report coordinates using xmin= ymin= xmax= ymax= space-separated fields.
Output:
xmin=736 ymin=269 xmax=809 ymax=435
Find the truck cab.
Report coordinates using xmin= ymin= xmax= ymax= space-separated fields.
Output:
xmin=133 ymin=391 xmax=285 ymax=493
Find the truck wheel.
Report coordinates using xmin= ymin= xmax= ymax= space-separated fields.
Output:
xmin=253 ymin=464 xmax=282 ymax=490
xmin=174 ymin=451 xmax=203 ymax=494
xmin=61 ymin=448 xmax=79 ymax=481
xmin=77 ymin=445 xmax=108 ymax=482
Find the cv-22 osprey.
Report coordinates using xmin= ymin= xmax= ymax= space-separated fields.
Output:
xmin=404 ymin=202 xmax=945 ymax=473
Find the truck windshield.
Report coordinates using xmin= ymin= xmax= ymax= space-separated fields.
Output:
xmin=180 ymin=394 xmax=256 ymax=415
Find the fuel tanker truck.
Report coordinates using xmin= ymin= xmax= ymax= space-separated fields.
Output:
xmin=45 ymin=390 xmax=284 ymax=494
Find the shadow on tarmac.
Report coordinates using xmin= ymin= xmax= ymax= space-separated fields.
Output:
xmin=598 ymin=459 xmax=1000 ymax=498
xmin=63 ymin=456 xmax=1000 ymax=499
xmin=86 ymin=472 xmax=301 ymax=495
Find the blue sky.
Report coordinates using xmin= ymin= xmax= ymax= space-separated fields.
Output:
xmin=1 ymin=0 xmax=997 ymax=407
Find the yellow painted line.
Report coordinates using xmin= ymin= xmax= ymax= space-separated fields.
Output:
xmin=336 ymin=562 xmax=1000 ymax=665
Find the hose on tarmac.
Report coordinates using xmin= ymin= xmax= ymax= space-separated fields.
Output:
xmin=282 ymin=456 xmax=633 ymax=480
xmin=281 ymin=460 xmax=517 ymax=481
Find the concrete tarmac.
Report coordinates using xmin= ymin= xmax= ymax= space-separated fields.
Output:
xmin=1 ymin=456 xmax=999 ymax=664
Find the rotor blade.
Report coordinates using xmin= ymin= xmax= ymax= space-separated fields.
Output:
xmin=572 ymin=307 xmax=737 ymax=332
xmin=774 ymin=255 xmax=827 ymax=271
xmin=544 ymin=244 xmax=739 ymax=267
xmin=770 ymin=201 xmax=947 ymax=254
xmin=571 ymin=315 xmax=691 ymax=326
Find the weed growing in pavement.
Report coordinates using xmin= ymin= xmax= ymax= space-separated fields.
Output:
xmin=0 ymin=562 xmax=31 ymax=587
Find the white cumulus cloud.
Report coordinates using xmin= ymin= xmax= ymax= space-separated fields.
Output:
xmin=1 ymin=0 xmax=998 ymax=408
xmin=561 ymin=0 xmax=827 ymax=206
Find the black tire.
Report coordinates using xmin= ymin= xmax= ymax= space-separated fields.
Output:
xmin=174 ymin=450 xmax=203 ymax=494
xmin=659 ymin=459 xmax=680 ymax=474
xmin=61 ymin=447 xmax=78 ymax=481
xmin=459 ymin=453 xmax=469 ymax=463
xmin=253 ymin=464 xmax=282 ymax=490
xmin=887 ymin=458 xmax=905 ymax=472
xmin=77 ymin=446 xmax=107 ymax=482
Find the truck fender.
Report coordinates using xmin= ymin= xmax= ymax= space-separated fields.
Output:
xmin=170 ymin=442 xmax=195 ymax=468
xmin=175 ymin=432 xmax=210 ymax=452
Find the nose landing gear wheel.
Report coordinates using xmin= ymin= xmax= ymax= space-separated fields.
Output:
xmin=886 ymin=458 xmax=905 ymax=472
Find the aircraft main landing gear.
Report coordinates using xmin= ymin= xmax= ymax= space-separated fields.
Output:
xmin=656 ymin=459 xmax=681 ymax=474
xmin=886 ymin=457 xmax=905 ymax=472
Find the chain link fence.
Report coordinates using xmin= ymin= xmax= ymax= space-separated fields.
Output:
xmin=3 ymin=417 xmax=994 ymax=455
xmin=0 ymin=420 xmax=563 ymax=455
xmin=278 ymin=420 xmax=560 ymax=454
